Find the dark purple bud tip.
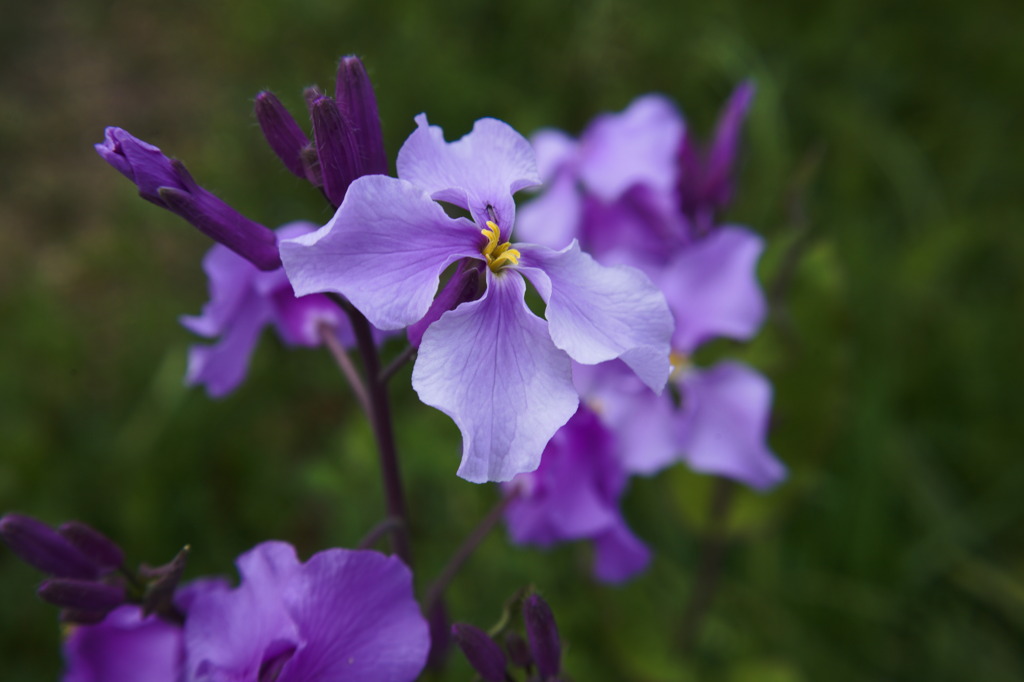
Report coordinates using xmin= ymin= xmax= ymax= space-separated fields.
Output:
xmin=452 ymin=623 xmax=508 ymax=682
xmin=58 ymin=522 xmax=124 ymax=571
xmin=524 ymin=594 xmax=561 ymax=677
xmin=60 ymin=608 xmax=112 ymax=625
xmin=0 ymin=514 xmax=99 ymax=579
xmin=255 ymin=91 xmax=310 ymax=180
xmin=38 ymin=578 xmax=126 ymax=613
xmin=95 ymin=127 xmax=188 ymax=205
xmin=335 ymin=56 xmax=388 ymax=176
xmin=310 ymin=95 xmax=360 ymax=208
xmin=505 ymin=631 xmax=532 ymax=668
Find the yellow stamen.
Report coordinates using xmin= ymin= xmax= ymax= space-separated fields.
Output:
xmin=669 ymin=351 xmax=690 ymax=380
xmin=481 ymin=220 xmax=521 ymax=272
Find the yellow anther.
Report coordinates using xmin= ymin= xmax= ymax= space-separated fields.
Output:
xmin=669 ymin=351 xmax=690 ymax=379
xmin=481 ymin=220 xmax=521 ymax=272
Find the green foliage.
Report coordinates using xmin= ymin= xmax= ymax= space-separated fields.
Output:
xmin=1 ymin=0 xmax=1022 ymax=679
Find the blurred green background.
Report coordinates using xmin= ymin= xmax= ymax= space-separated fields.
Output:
xmin=2 ymin=0 xmax=1022 ymax=679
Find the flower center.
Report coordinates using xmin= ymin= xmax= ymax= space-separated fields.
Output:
xmin=669 ymin=351 xmax=690 ymax=380
xmin=481 ymin=221 xmax=521 ymax=272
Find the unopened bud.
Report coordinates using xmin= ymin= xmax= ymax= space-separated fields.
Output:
xmin=504 ymin=631 xmax=532 ymax=668
xmin=0 ymin=514 xmax=99 ymax=579
xmin=255 ymin=91 xmax=311 ymax=179
xmin=524 ymin=594 xmax=561 ymax=678
xmin=335 ymin=56 xmax=388 ymax=176
xmin=38 ymin=578 xmax=126 ymax=613
xmin=58 ymin=522 xmax=124 ymax=571
xmin=310 ymin=96 xmax=361 ymax=207
xmin=452 ymin=623 xmax=507 ymax=682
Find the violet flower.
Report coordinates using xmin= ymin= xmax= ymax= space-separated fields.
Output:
xmin=280 ymin=115 xmax=673 ymax=483
xmin=60 ymin=542 xmax=429 ymax=682
xmin=516 ymin=86 xmax=785 ymax=490
xmin=504 ymin=407 xmax=651 ymax=583
xmin=181 ymin=221 xmax=347 ymax=398
xmin=184 ymin=541 xmax=429 ymax=682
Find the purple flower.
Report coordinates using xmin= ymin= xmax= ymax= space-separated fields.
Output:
xmin=181 ymin=221 xmax=348 ymax=398
xmin=184 ymin=541 xmax=429 ymax=682
xmin=280 ymin=115 xmax=673 ymax=483
xmin=96 ymin=128 xmax=281 ymax=271
xmin=515 ymin=87 xmax=785 ymax=490
xmin=63 ymin=605 xmax=186 ymax=682
xmin=504 ymin=407 xmax=651 ymax=583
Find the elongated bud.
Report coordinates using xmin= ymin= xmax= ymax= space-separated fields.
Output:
xmin=58 ymin=522 xmax=124 ymax=572
xmin=254 ymin=91 xmax=310 ymax=179
xmin=335 ymin=56 xmax=387 ymax=176
xmin=38 ymin=578 xmax=126 ymax=613
xmin=452 ymin=623 xmax=507 ymax=682
xmin=97 ymin=128 xmax=282 ymax=271
xmin=0 ymin=514 xmax=99 ymax=580
xmin=524 ymin=594 xmax=561 ymax=678
xmin=504 ymin=631 xmax=532 ymax=668
xmin=310 ymin=95 xmax=360 ymax=207
xmin=141 ymin=545 xmax=189 ymax=622
xmin=407 ymin=262 xmax=485 ymax=347
xmin=158 ymin=181 xmax=281 ymax=271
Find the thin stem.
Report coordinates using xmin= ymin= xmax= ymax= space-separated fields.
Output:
xmin=357 ymin=516 xmax=405 ymax=550
xmin=318 ymin=322 xmax=371 ymax=415
xmin=679 ymin=477 xmax=736 ymax=653
xmin=424 ymin=491 xmax=517 ymax=615
xmin=335 ymin=296 xmax=414 ymax=567
xmin=379 ymin=343 xmax=417 ymax=384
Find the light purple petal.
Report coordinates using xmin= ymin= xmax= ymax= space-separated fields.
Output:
xmin=574 ymin=361 xmax=680 ymax=475
xmin=677 ymin=362 xmax=785 ymax=490
xmin=63 ymin=605 xmax=183 ymax=682
xmin=271 ymin=289 xmax=347 ymax=347
xmin=592 ymin=524 xmax=652 ymax=584
xmin=518 ymin=242 xmax=672 ymax=391
xmin=185 ymin=291 xmax=273 ymax=398
xmin=280 ymin=174 xmax=482 ymax=330
xmin=577 ymin=94 xmax=684 ymax=201
xmin=412 ymin=271 xmax=578 ymax=483
xmin=397 ymin=115 xmax=540 ymax=231
xmin=180 ymin=243 xmax=258 ymax=338
xmin=276 ymin=550 xmax=429 ymax=682
xmin=659 ymin=225 xmax=766 ymax=352
xmin=577 ymin=184 xmax=685 ymax=270
xmin=513 ymin=171 xmax=583 ymax=250
xmin=530 ymin=129 xmax=578 ymax=181
xmin=185 ymin=541 xmax=301 ymax=681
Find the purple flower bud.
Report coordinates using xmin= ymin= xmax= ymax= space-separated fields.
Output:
xmin=299 ymin=144 xmax=323 ymax=187
xmin=58 ymin=521 xmax=125 ymax=571
xmin=523 ymin=594 xmax=561 ymax=678
xmin=406 ymin=261 xmax=485 ymax=348
xmin=38 ymin=578 xmax=126 ymax=613
xmin=335 ymin=55 xmax=388 ymax=176
xmin=504 ymin=631 xmax=532 ymax=669
xmin=59 ymin=608 xmax=112 ymax=625
xmin=310 ymin=95 xmax=361 ymax=207
xmin=97 ymin=128 xmax=282 ymax=271
xmin=95 ymin=127 xmax=187 ymax=205
xmin=452 ymin=623 xmax=507 ymax=682
xmin=0 ymin=514 xmax=99 ymax=579
xmin=254 ymin=91 xmax=311 ymax=179
xmin=141 ymin=546 xmax=189 ymax=623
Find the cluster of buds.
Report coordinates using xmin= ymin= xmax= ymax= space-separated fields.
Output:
xmin=453 ymin=592 xmax=566 ymax=682
xmin=0 ymin=514 xmax=187 ymax=626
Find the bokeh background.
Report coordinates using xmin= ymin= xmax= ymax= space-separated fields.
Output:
xmin=2 ymin=0 xmax=1022 ymax=679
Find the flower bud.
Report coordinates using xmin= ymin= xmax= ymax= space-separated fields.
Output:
xmin=97 ymin=128 xmax=282 ymax=271
xmin=310 ymin=95 xmax=361 ymax=208
xmin=38 ymin=578 xmax=126 ymax=613
xmin=0 ymin=514 xmax=99 ymax=579
xmin=523 ymin=594 xmax=561 ymax=678
xmin=254 ymin=91 xmax=311 ymax=179
xmin=58 ymin=521 xmax=124 ymax=571
xmin=504 ymin=631 xmax=532 ymax=669
xmin=335 ymin=56 xmax=388 ymax=176
xmin=452 ymin=623 xmax=507 ymax=682
xmin=141 ymin=545 xmax=189 ymax=622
